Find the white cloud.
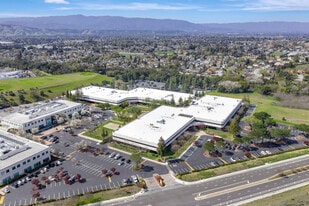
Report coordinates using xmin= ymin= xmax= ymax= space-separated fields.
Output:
xmin=57 ymin=2 xmax=200 ymax=11
xmin=45 ymin=0 xmax=69 ymax=4
xmin=240 ymin=0 xmax=309 ymax=11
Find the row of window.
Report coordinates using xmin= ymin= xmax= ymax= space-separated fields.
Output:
xmin=26 ymin=119 xmax=45 ymax=127
xmin=24 ymin=106 xmax=81 ymax=128
xmin=0 ymin=150 xmax=49 ymax=176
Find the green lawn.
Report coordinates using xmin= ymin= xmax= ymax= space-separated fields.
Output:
xmin=206 ymin=91 xmax=309 ymax=125
xmin=0 ymin=72 xmax=112 ymax=103
xmin=242 ymin=184 xmax=309 ymax=206
xmin=270 ymin=51 xmax=283 ymax=57
xmin=154 ymin=50 xmax=175 ymax=55
xmin=83 ymin=122 xmax=114 ymax=141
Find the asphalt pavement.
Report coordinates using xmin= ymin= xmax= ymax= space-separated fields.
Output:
xmin=99 ymin=154 xmax=309 ymax=206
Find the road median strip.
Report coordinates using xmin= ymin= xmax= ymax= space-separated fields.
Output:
xmin=195 ymin=178 xmax=270 ymax=201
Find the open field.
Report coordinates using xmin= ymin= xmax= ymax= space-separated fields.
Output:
xmin=0 ymin=72 xmax=112 ymax=103
xmin=206 ymin=91 xmax=309 ymax=125
xmin=242 ymin=184 xmax=309 ymax=206
xmin=0 ymin=72 xmax=111 ymax=92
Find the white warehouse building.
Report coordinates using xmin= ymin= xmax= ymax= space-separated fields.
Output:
xmin=0 ymin=130 xmax=50 ymax=184
xmin=0 ymin=99 xmax=83 ymax=132
xmin=73 ymin=86 xmax=192 ymax=105
xmin=113 ymin=95 xmax=242 ymax=151
xmin=113 ymin=106 xmax=195 ymax=151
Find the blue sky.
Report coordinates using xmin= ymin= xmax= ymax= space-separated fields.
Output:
xmin=1 ymin=0 xmax=309 ymax=23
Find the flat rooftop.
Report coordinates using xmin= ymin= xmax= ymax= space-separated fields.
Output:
xmin=0 ymin=99 xmax=81 ymax=125
xmin=0 ymin=130 xmax=49 ymax=169
xmin=113 ymin=105 xmax=195 ymax=148
xmin=182 ymin=95 xmax=242 ymax=126
xmin=77 ymin=86 xmax=192 ymax=105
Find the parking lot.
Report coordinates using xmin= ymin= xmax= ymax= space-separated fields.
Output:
xmin=168 ymin=132 xmax=309 ymax=175
xmin=2 ymin=111 xmax=168 ymax=206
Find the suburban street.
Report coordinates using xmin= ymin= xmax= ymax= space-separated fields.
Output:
xmin=99 ymin=154 xmax=309 ymax=206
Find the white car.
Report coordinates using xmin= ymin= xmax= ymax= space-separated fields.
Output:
xmin=230 ymin=157 xmax=236 ymax=162
xmin=2 ymin=188 xmax=10 ymax=193
xmin=131 ymin=175 xmax=139 ymax=183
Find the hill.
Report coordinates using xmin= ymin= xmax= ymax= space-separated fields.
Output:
xmin=0 ymin=15 xmax=309 ymax=36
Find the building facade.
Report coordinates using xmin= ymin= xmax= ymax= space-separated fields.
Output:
xmin=0 ymin=99 xmax=83 ymax=132
xmin=0 ymin=130 xmax=50 ymax=184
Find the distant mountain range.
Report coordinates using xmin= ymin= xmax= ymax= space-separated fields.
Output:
xmin=0 ymin=15 xmax=308 ymax=36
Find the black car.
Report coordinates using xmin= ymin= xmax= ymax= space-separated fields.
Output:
xmin=126 ymin=159 xmax=131 ymax=164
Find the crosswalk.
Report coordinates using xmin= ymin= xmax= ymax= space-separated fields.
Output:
xmin=75 ymin=159 xmax=103 ymax=177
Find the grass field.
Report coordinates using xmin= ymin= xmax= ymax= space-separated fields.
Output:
xmin=242 ymin=184 xmax=309 ymax=206
xmin=0 ymin=72 xmax=112 ymax=103
xmin=206 ymin=91 xmax=309 ymax=125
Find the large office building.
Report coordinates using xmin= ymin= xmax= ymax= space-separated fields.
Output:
xmin=0 ymin=130 xmax=50 ymax=184
xmin=0 ymin=99 xmax=83 ymax=132
xmin=113 ymin=95 xmax=242 ymax=151
xmin=182 ymin=95 xmax=242 ymax=128
xmin=113 ymin=106 xmax=195 ymax=151
xmin=73 ymin=86 xmax=192 ymax=105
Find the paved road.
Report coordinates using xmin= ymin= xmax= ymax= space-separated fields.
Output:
xmin=98 ymin=155 xmax=309 ymax=206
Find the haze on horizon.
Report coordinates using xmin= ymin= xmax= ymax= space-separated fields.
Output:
xmin=1 ymin=0 xmax=309 ymax=23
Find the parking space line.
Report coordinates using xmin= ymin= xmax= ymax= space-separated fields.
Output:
xmin=250 ymin=153 xmax=257 ymax=159
xmin=218 ymin=157 xmax=227 ymax=164
xmin=108 ymin=176 xmax=112 ymax=183
xmin=140 ymin=159 xmax=147 ymax=165
xmin=0 ymin=196 xmax=5 ymax=204
xmin=288 ymin=145 xmax=295 ymax=149
xmin=184 ymin=161 xmax=194 ymax=171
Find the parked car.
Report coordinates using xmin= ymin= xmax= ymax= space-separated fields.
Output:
xmin=2 ymin=188 xmax=10 ymax=193
xmin=108 ymin=152 xmax=115 ymax=158
xmin=131 ymin=175 xmax=139 ymax=183
xmin=114 ymin=153 xmax=121 ymax=160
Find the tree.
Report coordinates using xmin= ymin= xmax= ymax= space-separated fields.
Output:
xmin=170 ymin=97 xmax=175 ymax=106
xmin=157 ymin=137 xmax=166 ymax=156
xmin=215 ymin=141 xmax=225 ymax=152
xmin=178 ymin=97 xmax=183 ymax=106
xmin=248 ymin=125 xmax=269 ymax=143
xmin=101 ymin=169 xmax=108 ymax=177
xmin=228 ymin=118 xmax=240 ymax=137
xmin=121 ymin=101 xmax=129 ymax=108
xmin=253 ymin=112 xmax=271 ymax=125
xmin=204 ymin=141 xmax=215 ymax=153
xmin=259 ymin=85 xmax=272 ymax=95
xmin=294 ymin=124 xmax=309 ymax=133
xmin=110 ymin=168 xmax=116 ymax=175
xmin=130 ymin=152 xmax=142 ymax=166
xmin=18 ymin=94 xmax=26 ymax=104
xmin=270 ymin=128 xmax=290 ymax=141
